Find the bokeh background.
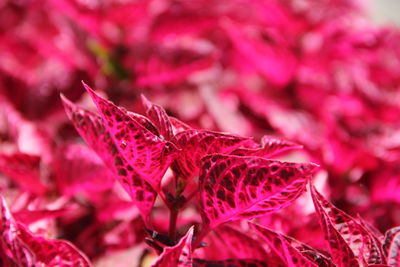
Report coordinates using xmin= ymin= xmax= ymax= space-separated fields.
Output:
xmin=1 ymin=0 xmax=400 ymax=266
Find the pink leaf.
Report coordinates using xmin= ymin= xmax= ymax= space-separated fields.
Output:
xmin=61 ymin=94 xmax=157 ymax=223
xmin=141 ymin=95 xmax=174 ymax=140
xmin=0 ymin=196 xmax=92 ymax=267
xmin=231 ymin=136 xmax=302 ymax=158
xmin=151 ymin=226 xmax=194 ymax=267
xmin=196 ymin=225 xmax=270 ymax=261
xmin=199 ymin=154 xmax=318 ymax=228
xmin=383 ymin=227 xmax=400 ymax=266
xmin=311 ymin=185 xmax=385 ymax=265
xmin=83 ymin=83 xmax=177 ymax=191
xmin=53 ymin=144 xmax=114 ymax=196
xmin=250 ymin=223 xmax=332 ymax=267
xmin=0 ymin=153 xmax=46 ymax=195
xmin=171 ymin=130 xmax=251 ymax=181
xmin=169 ymin=116 xmax=192 ymax=136
xmin=193 ymin=258 xmax=268 ymax=267
xmin=127 ymin=111 xmax=161 ymax=137
xmin=311 ymin=185 xmax=364 ymax=267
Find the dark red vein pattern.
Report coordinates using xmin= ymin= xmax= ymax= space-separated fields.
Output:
xmin=311 ymin=186 xmax=362 ymax=267
xmin=383 ymin=227 xmax=400 ymax=266
xmin=251 ymin=223 xmax=333 ymax=267
xmin=151 ymin=227 xmax=194 ymax=267
xmin=199 ymin=154 xmax=318 ymax=228
xmin=61 ymin=95 xmax=157 ymax=222
xmin=0 ymin=196 xmax=91 ymax=267
xmin=84 ymin=83 xmax=177 ymax=191
xmin=232 ymin=136 xmax=302 ymax=158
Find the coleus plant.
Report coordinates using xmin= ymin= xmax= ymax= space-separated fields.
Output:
xmin=47 ymin=83 xmax=397 ymax=266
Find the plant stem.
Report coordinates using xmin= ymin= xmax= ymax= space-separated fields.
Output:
xmin=168 ymin=207 xmax=178 ymax=241
xmin=192 ymin=225 xmax=210 ymax=249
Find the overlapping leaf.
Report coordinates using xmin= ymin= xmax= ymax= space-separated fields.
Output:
xmin=231 ymin=136 xmax=302 ymax=158
xmin=169 ymin=117 xmax=192 ymax=136
xmin=199 ymin=154 xmax=318 ymax=228
xmin=0 ymin=153 xmax=46 ymax=195
xmin=383 ymin=227 xmax=400 ymax=266
xmin=209 ymin=225 xmax=269 ymax=261
xmin=61 ymin=94 xmax=157 ymax=222
xmin=53 ymin=144 xmax=114 ymax=196
xmin=311 ymin=185 xmax=385 ymax=266
xmin=151 ymin=226 xmax=194 ymax=267
xmin=83 ymin=83 xmax=178 ymax=191
xmin=250 ymin=223 xmax=333 ymax=267
xmin=141 ymin=95 xmax=174 ymax=140
xmin=171 ymin=130 xmax=251 ymax=181
xmin=0 ymin=196 xmax=92 ymax=267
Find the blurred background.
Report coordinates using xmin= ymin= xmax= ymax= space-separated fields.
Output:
xmin=0 ymin=0 xmax=400 ymax=265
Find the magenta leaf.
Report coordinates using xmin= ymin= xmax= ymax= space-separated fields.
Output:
xmin=196 ymin=224 xmax=275 ymax=261
xmin=383 ymin=227 xmax=400 ymax=266
xmin=0 ymin=196 xmax=92 ymax=267
xmin=171 ymin=130 xmax=251 ymax=181
xmin=250 ymin=223 xmax=333 ymax=267
xmin=193 ymin=258 xmax=268 ymax=267
xmin=61 ymin=94 xmax=157 ymax=223
xmin=151 ymin=226 xmax=194 ymax=267
xmin=311 ymin=185 xmax=379 ymax=267
xmin=127 ymin=111 xmax=161 ymax=137
xmin=169 ymin=116 xmax=192 ymax=136
xmin=231 ymin=136 xmax=302 ymax=158
xmin=141 ymin=95 xmax=174 ymax=140
xmin=53 ymin=144 xmax=114 ymax=196
xmin=83 ymin=83 xmax=177 ymax=191
xmin=199 ymin=154 xmax=318 ymax=228
xmin=210 ymin=225 xmax=269 ymax=260
xmin=0 ymin=153 xmax=46 ymax=195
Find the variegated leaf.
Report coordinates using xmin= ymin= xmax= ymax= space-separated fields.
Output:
xmin=383 ymin=227 xmax=400 ymax=266
xmin=199 ymin=154 xmax=318 ymax=228
xmin=151 ymin=227 xmax=194 ymax=267
xmin=310 ymin=185 xmax=361 ymax=267
xmin=61 ymin=94 xmax=157 ymax=222
xmin=83 ymin=83 xmax=177 ymax=190
xmin=0 ymin=196 xmax=92 ymax=267
xmin=141 ymin=95 xmax=174 ymax=140
xmin=171 ymin=130 xmax=251 ymax=181
xmin=193 ymin=258 xmax=269 ymax=267
xmin=250 ymin=223 xmax=333 ymax=267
